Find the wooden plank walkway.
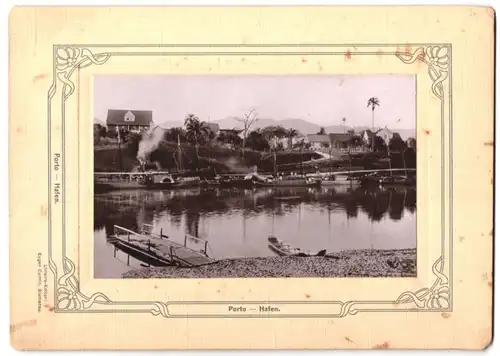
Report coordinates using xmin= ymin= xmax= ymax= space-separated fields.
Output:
xmin=112 ymin=225 xmax=215 ymax=267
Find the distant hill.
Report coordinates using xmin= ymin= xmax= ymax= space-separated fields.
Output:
xmin=156 ymin=117 xmax=415 ymax=139
xmin=216 ymin=117 xmax=322 ymax=134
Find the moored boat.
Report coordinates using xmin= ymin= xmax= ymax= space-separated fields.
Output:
xmin=254 ymin=175 xmax=321 ymax=188
xmin=174 ymin=176 xmax=201 ymax=188
xmin=360 ymin=173 xmax=416 ymax=186
xmin=200 ymin=179 xmax=221 ymax=188
xmin=267 ymin=236 xmax=326 ymax=257
xmin=144 ymin=173 xmax=176 ymax=189
xmin=321 ymin=174 xmax=361 ymax=186
xmin=379 ymin=175 xmax=415 ymax=186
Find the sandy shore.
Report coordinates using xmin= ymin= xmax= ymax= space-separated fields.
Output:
xmin=123 ymin=248 xmax=416 ymax=278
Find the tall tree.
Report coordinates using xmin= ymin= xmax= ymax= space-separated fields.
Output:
xmin=286 ymin=128 xmax=299 ymax=150
xmin=367 ymin=97 xmax=380 ymax=151
xmin=184 ymin=114 xmax=210 ymax=170
xmin=217 ymin=129 xmax=242 ymax=148
xmin=273 ymin=125 xmax=287 ymax=139
xmin=236 ymin=109 xmax=259 ymax=158
xmin=407 ymin=137 xmax=416 ymax=151
xmin=164 ymin=127 xmax=186 ymax=142
xmin=93 ymin=124 xmax=103 ymax=145
xmin=261 ymin=126 xmax=277 ymax=151
xmin=272 ymin=125 xmax=287 ymax=150
xmin=342 ymin=117 xmax=347 ymax=133
xmin=246 ymin=129 xmax=269 ymax=151
xmin=318 ymin=127 xmax=326 ymax=135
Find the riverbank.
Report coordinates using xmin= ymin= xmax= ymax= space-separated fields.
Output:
xmin=122 ymin=248 xmax=416 ymax=278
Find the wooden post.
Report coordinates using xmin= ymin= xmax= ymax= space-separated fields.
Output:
xmin=114 ymin=247 xmax=117 ymax=258
xmin=184 ymin=235 xmax=187 ymax=247
xmin=127 ymin=231 xmax=130 ymax=242
xmin=160 ymin=228 xmax=163 ymax=239
xmin=148 ymin=240 xmax=151 ymax=251
xmin=204 ymin=241 xmax=208 ymax=255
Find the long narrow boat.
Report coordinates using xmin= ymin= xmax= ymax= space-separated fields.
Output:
xmin=254 ymin=176 xmax=321 ymax=188
xmin=218 ymin=177 xmax=254 ymax=189
xmin=268 ymin=236 xmax=326 ymax=257
xmin=320 ymin=174 xmax=361 ymax=187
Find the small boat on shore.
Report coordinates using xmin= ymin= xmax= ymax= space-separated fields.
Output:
xmin=268 ymin=236 xmax=326 ymax=257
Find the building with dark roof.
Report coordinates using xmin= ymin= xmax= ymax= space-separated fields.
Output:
xmin=305 ymin=134 xmax=331 ymax=149
xmin=106 ymin=109 xmax=153 ymax=133
xmin=328 ymin=133 xmax=352 ymax=149
xmin=202 ymin=122 xmax=220 ymax=136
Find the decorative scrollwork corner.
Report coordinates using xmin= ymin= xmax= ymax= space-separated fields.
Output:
xmin=395 ymin=256 xmax=450 ymax=310
xmin=151 ymin=302 xmax=170 ymax=318
xmin=55 ymin=258 xmax=112 ymax=311
xmin=396 ymin=45 xmax=450 ymax=100
xmin=339 ymin=301 xmax=359 ymax=317
xmin=55 ymin=46 xmax=112 ymax=100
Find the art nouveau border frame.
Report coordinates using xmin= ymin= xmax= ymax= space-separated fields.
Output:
xmin=47 ymin=44 xmax=452 ymax=318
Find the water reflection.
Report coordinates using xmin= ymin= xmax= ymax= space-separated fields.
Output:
xmin=95 ymin=186 xmax=416 ymax=233
xmin=94 ymin=186 xmax=416 ymax=277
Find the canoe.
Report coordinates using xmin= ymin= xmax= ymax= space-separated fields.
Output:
xmin=267 ymin=236 xmax=326 ymax=257
xmin=255 ymin=178 xmax=321 ymax=188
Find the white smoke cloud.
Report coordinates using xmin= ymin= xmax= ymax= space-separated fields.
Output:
xmin=137 ymin=126 xmax=165 ymax=162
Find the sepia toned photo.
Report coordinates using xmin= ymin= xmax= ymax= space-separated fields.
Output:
xmin=9 ymin=5 xmax=494 ymax=350
xmin=94 ymin=75 xmax=417 ymax=279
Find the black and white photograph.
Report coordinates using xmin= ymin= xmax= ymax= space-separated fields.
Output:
xmin=93 ymin=75 xmax=417 ymax=279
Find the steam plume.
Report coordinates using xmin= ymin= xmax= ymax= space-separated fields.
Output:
xmin=137 ymin=126 xmax=165 ymax=163
xmin=222 ymin=157 xmax=254 ymax=173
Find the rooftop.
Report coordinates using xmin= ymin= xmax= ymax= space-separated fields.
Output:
xmin=106 ymin=109 xmax=153 ymax=126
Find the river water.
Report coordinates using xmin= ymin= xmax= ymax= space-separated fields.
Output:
xmin=94 ymin=186 xmax=416 ymax=278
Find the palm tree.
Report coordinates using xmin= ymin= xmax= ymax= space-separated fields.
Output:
xmin=342 ymin=117 xmax=347 ymax=133
xmin=184 ymin=114 xmax=210 ymax=170
xmin=286 ymin=128 xmax=299 ymax=150
xmin=367 ymin=97 xmax=380 ymax=151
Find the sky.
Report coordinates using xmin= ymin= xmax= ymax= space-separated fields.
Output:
xmin=94 ymin=75 xmax=416 ymax=129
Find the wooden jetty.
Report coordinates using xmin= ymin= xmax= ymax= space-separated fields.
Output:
xmin=109 ymin=224 xmax=215 ymax=267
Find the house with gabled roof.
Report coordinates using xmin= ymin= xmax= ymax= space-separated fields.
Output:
xmin=305 ymin=134 xmax=331 ymax=149
xmin=328 ymin=133 xmax=352 ymax=149
xmin=106 ymin=109 xmax=154 ymax=133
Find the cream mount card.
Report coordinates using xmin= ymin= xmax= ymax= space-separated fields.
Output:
xmin=9 ymin=6 xmax=493 ymax=350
